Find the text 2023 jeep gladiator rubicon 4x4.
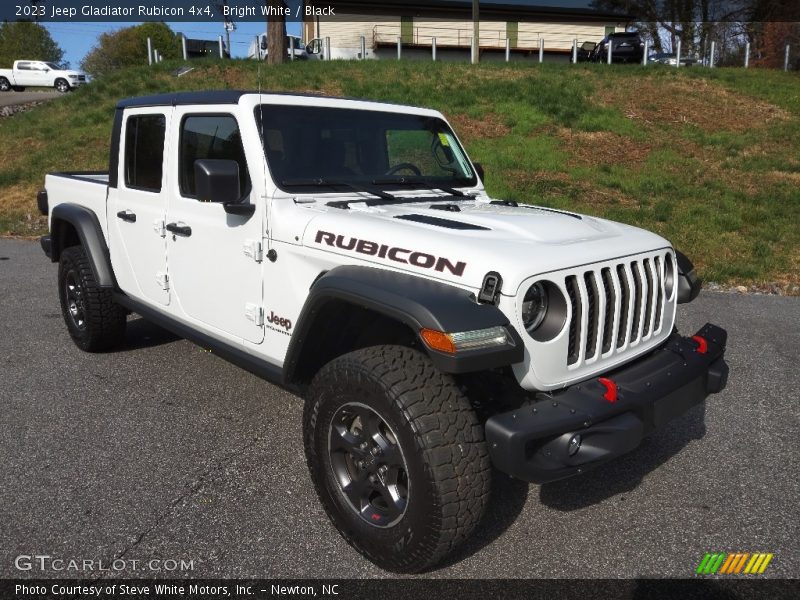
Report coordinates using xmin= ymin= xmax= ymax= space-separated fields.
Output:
xmin=39 ymin=91 xmax=729 ymax=573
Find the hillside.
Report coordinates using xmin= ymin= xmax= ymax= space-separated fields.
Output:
xmin=0 ymin=59 xmax=798 ymax=289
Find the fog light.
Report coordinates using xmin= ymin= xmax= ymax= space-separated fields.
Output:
xmin=568 ymin=434 xmax=582 ymax=456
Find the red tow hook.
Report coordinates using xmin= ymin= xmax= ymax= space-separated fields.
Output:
xmin=598 ymin=377 xmax=618 ymax=403
xmin=691 ymin=335 xmax=708 ymax=354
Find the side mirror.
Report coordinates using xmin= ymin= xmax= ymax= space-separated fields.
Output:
xmin=473 ymin=162 xmax=485 ymax=181
xmin=194 ymin=159 xmax=254 ymax=216
xmin=260 ymin=39 xmax=268 ymax=50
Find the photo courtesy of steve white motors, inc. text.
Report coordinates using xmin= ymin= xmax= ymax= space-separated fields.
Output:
xmin=15 ymin=1 xmax=335 ymax=20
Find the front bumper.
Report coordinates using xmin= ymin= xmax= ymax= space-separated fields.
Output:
xmin=486 ymin=323 xmax=728 ymax=483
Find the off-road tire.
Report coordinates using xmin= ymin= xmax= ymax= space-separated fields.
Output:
xmin=304 ymin=345 xmax=491 ymax=573
xmin=58 ymin=245 xmax=126 ymax=352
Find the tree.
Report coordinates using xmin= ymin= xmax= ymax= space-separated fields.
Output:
xmin=81 ymin=22 xmax=180 ymax=76
xmin=266 ymin=0 xmax=288 ymax=64
xmin=0 ymin=21 xmax=64 ymax=67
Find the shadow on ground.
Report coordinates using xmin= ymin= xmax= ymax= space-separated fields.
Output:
xmin=108 ymin=316 xmax=180 ymax=353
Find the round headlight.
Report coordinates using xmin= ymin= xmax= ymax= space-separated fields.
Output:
xmin=522 ymin=282 xmax=549 ymax=332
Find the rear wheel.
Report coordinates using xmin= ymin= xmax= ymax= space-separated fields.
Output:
xmin=58 ymin=245 xmax=126 ymax=351
xmin=0 ymin=77 xmax=10 ymax=92
xmin=304 ymin=345 xmax=491 ymax=573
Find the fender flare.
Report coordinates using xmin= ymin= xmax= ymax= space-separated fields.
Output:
xmin=283 ymin=265 xmax=523 ymax=384
xmin=50 ymin=203 xmax=117 ymax=289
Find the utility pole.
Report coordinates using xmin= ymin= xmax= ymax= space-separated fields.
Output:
xmin=216 ymin=1 xmax=235 ymax=58
xmin=472 ymin=0 xmax=479 ymax=64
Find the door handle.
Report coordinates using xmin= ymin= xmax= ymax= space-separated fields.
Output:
xmin=116 ymin=210 xmax=136 ymax=223
xmin=166 ymin=222 xmax=192 ymax=237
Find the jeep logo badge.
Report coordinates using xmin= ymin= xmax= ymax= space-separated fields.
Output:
xmin=267 ymin=311 xmax=292 ymax=331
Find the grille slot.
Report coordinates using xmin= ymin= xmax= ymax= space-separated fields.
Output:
xmin=564 ymin=252 xmax=670 ymax=369
xmin=584 ymin=272 xmax=598 ymax=360
xmin=566 ymin=276 xmax=581 ymax=365
xmin=600 ymin=268 xmax=615 ymax=354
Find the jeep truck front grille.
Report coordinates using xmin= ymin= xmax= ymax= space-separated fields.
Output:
xmin=565 ymin=252 xmax=674 ymax=368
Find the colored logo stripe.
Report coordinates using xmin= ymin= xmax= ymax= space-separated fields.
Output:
xmin=697 ymin=552 xmax=773 ymax=575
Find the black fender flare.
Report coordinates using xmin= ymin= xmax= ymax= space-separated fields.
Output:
xmin=283 ymin=265 xmax=524 ymax=384
xmin=676 ymin=250 xmax=701 ymax=304
xmin=49 ymin=203 xmax=117 ymax=289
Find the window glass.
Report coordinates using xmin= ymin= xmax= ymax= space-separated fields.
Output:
xmin=17 ymin=62 xmax=31 ymax=70
xmin=257 ymin=106 xmax=476 ymax=190
xmin=179 ymin=115 xmax=250 ymax=198
xmin=124 ymin=114 xmax=166 ymax=192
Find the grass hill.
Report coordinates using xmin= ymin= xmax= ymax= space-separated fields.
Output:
xmin=0 ymin=59 xmax=798 ymax=289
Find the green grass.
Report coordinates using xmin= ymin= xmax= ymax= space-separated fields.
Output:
xmin=1 ymin=59 xmax=798 ymax=288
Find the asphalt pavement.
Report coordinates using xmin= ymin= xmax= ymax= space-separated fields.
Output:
xmin=0 ymin=91 xmax=62 ymax=108
xmin=1 ymin=237 xmax=797 ymax=579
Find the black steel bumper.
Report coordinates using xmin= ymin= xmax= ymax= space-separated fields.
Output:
xmin=485 ymin=323 xmax=729 ymax=484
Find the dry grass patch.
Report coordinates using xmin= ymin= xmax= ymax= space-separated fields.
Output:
xmin=0 ymin=183 xmax=46 ymax=237
xmin=448 ymin=113 xmax=510 ymax=142
xmin=558 ymin=128 xmax=652 ymax=167
xmin=595 ymin=77 xmax=788 ymax=132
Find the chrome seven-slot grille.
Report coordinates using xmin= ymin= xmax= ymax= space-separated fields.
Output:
xmin=565 ymin=251 xmax=674 ymax=367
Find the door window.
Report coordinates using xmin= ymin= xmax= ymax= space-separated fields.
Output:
xmin=124 ymin=114 xmax=166 ymax=192
xmin=179 ymin=114 xmax=251 ymax=199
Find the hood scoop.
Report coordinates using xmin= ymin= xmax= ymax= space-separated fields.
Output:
xmin=395 ymin=214 xmax=490 ymax=231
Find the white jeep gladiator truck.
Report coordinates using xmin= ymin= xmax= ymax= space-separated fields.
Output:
xmin=0 ymin=60 xmax=87 ymax=93
xmin=39 ymin=91 xmax=728 ymax=573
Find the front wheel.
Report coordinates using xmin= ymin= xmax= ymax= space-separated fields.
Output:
xmin=58 ymin=245 xmax=126 ymax=351
xmin=304 ymin=345 xmax=491 ymax=573
xmin=55 ymin=78 xmax=70 ymax=93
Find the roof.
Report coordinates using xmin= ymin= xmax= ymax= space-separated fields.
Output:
xmin=115 ymin=91 xmax=423 ymax=110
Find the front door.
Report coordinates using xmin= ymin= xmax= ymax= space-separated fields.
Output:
xmin=165 ymin=109 xmax=264 ymax=344
xmin=108 ymin=109 xmax=171 ymax=306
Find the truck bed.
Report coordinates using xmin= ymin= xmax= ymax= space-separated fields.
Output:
xmin=45 ymin=171 xmax=110 ymax=239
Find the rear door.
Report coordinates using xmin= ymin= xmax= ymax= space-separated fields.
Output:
xmin=13 ymin=62 xmax=36 ymax=86
xmin=107 ymin=109 xmax=171 ymax=306
xmin=164 ymin=108 xmax=264 ymax=344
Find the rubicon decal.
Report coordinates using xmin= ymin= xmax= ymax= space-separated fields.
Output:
xmin=315 ymin=230 xmax=467 ymax=276
xmin=696 ymin=552 xmax=774 ymax=575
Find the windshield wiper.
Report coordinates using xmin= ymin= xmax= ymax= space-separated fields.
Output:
xmin=281 ymin=177 xmax=398 ymax=202
xmin=371 ymin=176 xmax=472 ymax=199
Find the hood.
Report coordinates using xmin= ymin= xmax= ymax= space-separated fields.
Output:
xmin=299 ymin=196 xmax=672 ymax=294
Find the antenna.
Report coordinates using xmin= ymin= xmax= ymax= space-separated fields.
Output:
xmin=256 ymin=46 xmax=271 ymax=253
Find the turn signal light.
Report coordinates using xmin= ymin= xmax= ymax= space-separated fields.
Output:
xmin=420 ymin=326 xmax=509 ymax=354
xmin=420 ymin=329 xmax=456 ymax=354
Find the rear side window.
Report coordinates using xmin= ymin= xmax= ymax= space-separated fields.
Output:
xmin=124 ymin=114 xmax=166 ymax=192
xmin=179 ymin=114 xmax=250 ymax=199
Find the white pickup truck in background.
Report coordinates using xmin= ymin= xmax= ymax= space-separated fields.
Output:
xmin=0 ymin=60 xmax=87 ymax=93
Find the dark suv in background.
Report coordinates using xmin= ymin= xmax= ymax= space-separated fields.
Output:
xmin=590 ymin=32 xmax=645 ymax=63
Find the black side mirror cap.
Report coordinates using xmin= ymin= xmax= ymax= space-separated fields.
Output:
xmin=473 ymin=162 xmax=485 ymax=181
xmin=194 ymin=159 xmax=242 ymax=205
xmin=224 ymin=202 xmax=255 ymax=217
xmin=676 ymin=250 xmax=702 ymax=304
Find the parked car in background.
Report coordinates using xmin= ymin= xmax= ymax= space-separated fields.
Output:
xmin=250 ymin=34 xmax=311 ymax=60
xmin=590 ymin=32 xmax=645 ymax=64
xmin=649 ymin=52 xmax=697 ymax=67
xmin=572 ymin=41 xmax=597 ymax=63
xmin=0 ymin=60 xmax=87 ymax=93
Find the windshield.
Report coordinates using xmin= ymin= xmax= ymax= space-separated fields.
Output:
xmin=256 ymin=105 xmax=477 ymax=192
